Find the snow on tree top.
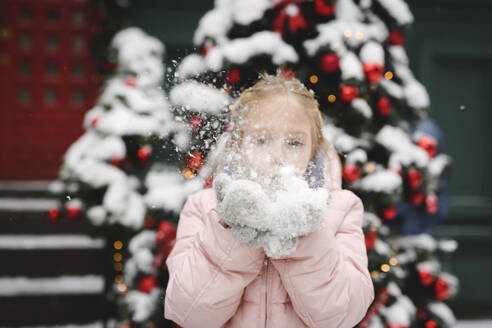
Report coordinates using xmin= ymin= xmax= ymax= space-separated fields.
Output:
xmin=205 ymin=31 xmax=298 ymax=71
xmin=169 ymin=80 xmax=232 ymax=114
xmin=375 ymin=0 xmax=414 ymax=26
xmin=351 ymin=169 xmax=402 ymax=193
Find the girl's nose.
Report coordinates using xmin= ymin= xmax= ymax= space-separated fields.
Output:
xmin=271 ymin=142 xmax=286 ymax=166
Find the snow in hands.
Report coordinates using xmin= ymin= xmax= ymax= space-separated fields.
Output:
xmin=214 ymin=165 xmax=331 ymax=259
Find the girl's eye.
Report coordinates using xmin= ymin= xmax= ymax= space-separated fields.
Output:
xmin=287 ymin=140 xmax=303 ymax=147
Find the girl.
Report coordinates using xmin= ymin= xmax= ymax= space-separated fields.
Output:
xmin=164 ymin=71 xmax=375 ymax=327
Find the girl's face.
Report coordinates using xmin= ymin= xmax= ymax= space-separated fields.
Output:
xmin=238 ymin=95 xmax=313 ymax=189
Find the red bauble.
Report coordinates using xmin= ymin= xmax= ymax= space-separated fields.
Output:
xmin=281 ymin=68 xmax=296 ymax=78
xmin=137 ymin=145 xmax=152 ymax=163
xmin=435 ymin=277 xmax=450 ymax=300
xmin=407 ymin=169 xmax=422 ymax=190
xmin=365 ymin=229 xmax=377 ymax=251
xmin=425 ymin=319 xmax=438 ymax=328
xmin=418 ymin=269 xmax=434 ymax=286
xmin=272 ymin=3 xmax=308 ymax=37
xmin=47 ymin=207 xmax=59 ymax=223
xmin=202 ymin=41 xmax=215 ymax=57
xmin=340 ymin=85 xmax=359 ymax=102
xmin=189 ymin=115 xmax=202 ymax=133
xmin=226 ymin=68 xmax=241 ymax=85
xmin=67 ymin=205 xmax=82 ymax=220
xmin=187 ymin=152 xmax=204 ymax=171
xmin=110 ymin=157 xmax=123 ymax=167
xmin=377 ymin=97 xmax=392 ymax=116
xmin=138 ymin=276 xmax=157 ymax=294
xmin=319 ymin=53 xmax=340 ymax=73
xmin=417 ymin=135 xmax=438 ymax=158
xmin=389 ymin=30 xmax=405 ymax=46
xmin=204 ymin=176 xmax=214 ymax=188
xmin=91 ymin=116 xmax=100 ymax=127
xmin=156 ymin=221 xmax=177 ymax=244
xmin=410 ymin=191 xmax=424 ymax=205
xmin=363 ymin=63 xmax=384 ymax=84
xmin=425 ymin=194 xmax=439 ymax=214
xmin=314 ymin=0 xmax=335 ymax=16
xmin=342 ymin=164 xmax=361 ymax=183
xmin=383 ymin=205 xmax=397 ymax=220
xmin=124 ymin=76 xmax=136 ymax=87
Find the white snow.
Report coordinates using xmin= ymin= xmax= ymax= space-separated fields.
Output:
xmin=352 ymin=169 xmax=402 ymax=193
xmin=374 ymin=0 xmax=414 ymax=26
xmin=205 ymin=31 xmax=298 ymax=71
xmin=360 ymin=41 xmax=384 ymax=64
xmin=169 ymin=81 xmax=231 ymax=114
xmin=0 ymin=275 xmax=104 ymax=296
xmin=340 ymin=52 xmax=364 ymax=81
xmin=0 ymin=235 xmax=105 ymax=250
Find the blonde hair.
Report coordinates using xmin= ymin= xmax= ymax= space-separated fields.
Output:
xmin=211 ymin=69 xmax=340 ymax=189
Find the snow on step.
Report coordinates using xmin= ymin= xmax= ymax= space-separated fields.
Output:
xmin=0 ymin=198 xmax=58 ymax=211
xmin=0 ymin=235 xmax=105 ymax=250
xmin=0 ymin=275 xmax=104 ymax=296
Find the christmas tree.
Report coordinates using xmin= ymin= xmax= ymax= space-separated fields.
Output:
xmin=161 ymin=0 xmax=459 ymax=327
xmin=48 ymin=27 xmax=200 ymax=326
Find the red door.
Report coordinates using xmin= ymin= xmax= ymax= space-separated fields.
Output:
xmin=0 ymin=0 xmax=99 ymax=180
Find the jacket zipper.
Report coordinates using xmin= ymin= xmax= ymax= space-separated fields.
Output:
xmin=264 ymin=258 xmax=269 ymax=328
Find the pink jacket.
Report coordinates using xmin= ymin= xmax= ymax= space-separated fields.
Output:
xmin=164 ymin=148 xmax=375 ymax=327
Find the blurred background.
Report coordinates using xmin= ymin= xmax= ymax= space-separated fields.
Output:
xmin=0 ymin=0 xmax=491 ymax=327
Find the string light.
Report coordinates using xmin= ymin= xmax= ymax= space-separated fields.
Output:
xmin=113 ymin=240 xmax=123 ymax=250
xmin=183 ymin=168 xmax=194 ymax=179
xmin=309 ymin=75 xmax=318 ymax=84
xmin=384 ymin=71 xmax=394 ymax=80
xmin=381 ymin=264 xmax=390 ymax=272
xmin=115 ymin=275 xmax=123 ymax=283
xmin=117 ymin=284 xmax=127 ymax=293
xmin=328 ymin=94 xmax=336 ymax=103
xmin=355 ymin=31 xmax=364 ymax=40
xmin=114 ymin=263 xmax=123 ymax=271
xmin=370 ymin=270 xmax=379 ymax=279
xmin=389 ymin=257 xmax=398 ymax=266
xmin=113 ymin=253 xmax=122 ymax=262
xmin=344 ymin=29 xmax=352 ymax=38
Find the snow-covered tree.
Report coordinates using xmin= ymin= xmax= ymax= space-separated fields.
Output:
xmin=48 ymin=27 xmax=201 ymax=327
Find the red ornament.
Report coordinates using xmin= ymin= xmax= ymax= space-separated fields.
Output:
xmin=187 ymin=152 xmax=204 ymax=171
xmin=189 ymin=116 xmax=202 ymax=133
xmin=435 ymin=277 xmax=450 ymax=300
xmin=389 ymin=30 xmax=405 ymax=46
xmin=272 ymin=3 xmax=308 ymax=37
xmin=425 ymin=320 xmax=438 ymax=328
xmin=342 ymin=164 xmax=361 ymax=183
xmin=110 ymin=157 xmax=123 ymax=167
xmin=365 ymin=229 xmax=377 ymax=251
xmin=410 ymin=191 xmax=424 ymax=205
xmin=47 ymin=207 xmax=59 ymax=223
xmin=407 ymin=169 xmax=422 ymax=190
xmin=418 ymin=269 xmax=434 ymax=286
xmin=281 ymin=68 xmax=296 ymax=78
xmin=319 ymin=53 xmax=340 ymax=73
xmin=226 ymin=68 xmax=241 ymax=85
xmin=66 ymin=205 xmax=82 ymax=220
xmin=202 ymin=41 xmax=215 ymax=57
xmin=137 ymin=145 xmax=152 ymax=163
xmin=124 ymin=76 xmax=136 ymax=87
xmin=363 ymin=63 xmax=384 ymax=84
xmin=417 ymin=135 xmax=438 ymax=158
xmin=204 ymin=176 xmax=214 ymax=188
xmin=382 ymin=205 xmax=397 ymax=220
xmin=156 ymin=221 xmax=177 ymax=244
xmin=314 ymin=0 xmax=335 ymax=16
xmin=340 ymin=85 xmax=359 ymax=102
xmin=138 ymin=276 xmax=157 ymax=294
xmin=377 ymin=97 xmax=392 ymax=116
xmin=425 ymin=194 xmax=439 ymax=214
xmin=91 ymin=116 xmax=100 ymax=127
